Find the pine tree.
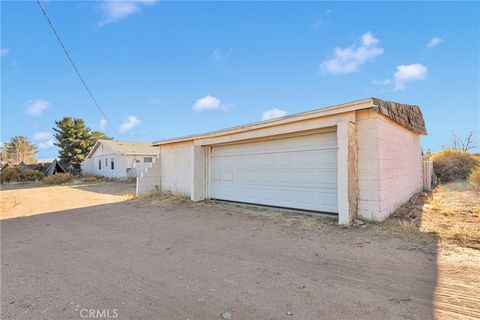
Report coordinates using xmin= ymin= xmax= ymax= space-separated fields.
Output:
xmin=90 ymin=131 xmax=112 ymax=145
xmin=53 ymin=117 xmax=112 ymax=165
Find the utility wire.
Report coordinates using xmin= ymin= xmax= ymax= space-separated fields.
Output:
xmin=36 ymin=0 xmax=119 ymax=136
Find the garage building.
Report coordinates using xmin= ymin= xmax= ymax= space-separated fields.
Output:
xmin=138 ymin=98 xmax=426 ymax=224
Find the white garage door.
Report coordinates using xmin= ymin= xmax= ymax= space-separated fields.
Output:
xmin=209 ymin=131 xmax=338 ymax=213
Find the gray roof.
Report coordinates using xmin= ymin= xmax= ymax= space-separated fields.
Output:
xmin=87 ymin=140 xmax=159 ymax=158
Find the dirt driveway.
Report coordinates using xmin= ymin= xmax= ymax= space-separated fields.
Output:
xmin=1 ymin=183 xmax=479 ymax=319
xmin=0 ymin=182 xmax=135 ymax=219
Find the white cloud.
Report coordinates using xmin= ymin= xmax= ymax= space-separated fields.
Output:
xmin=24 ymin=99 xmax=49 ymax=117
xmin=372 ymin=79 xmax=391 ymax=86
xmin=119 ymin=115 xmax=140 ymax=133
xmin=320 ymin=32 xmax=384 ymax=75
xmin=262 ymin=108 xmax=287 ymax=121
xmin=99 ymin=0 xmax=155 ymax=26
xmin=32 ymin=132 xmax=55 ymax=150
xmin=212 ymin=48 xmax=232 ymax=62
xmin=394 ymin=64 xmax=428 ymax=90
xmin=99 ymin=119 xmax=108 ymax=130
xmin=427 ymin=37 xmax=443 ymax=49
xmin=193 ymin=95 xmax=224 ymax=111
xmin=0 ymin=48 xmax=10 ymax=56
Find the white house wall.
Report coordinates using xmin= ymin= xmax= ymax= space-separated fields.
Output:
xmin=91 ymin=154 xmax=128 ymax=178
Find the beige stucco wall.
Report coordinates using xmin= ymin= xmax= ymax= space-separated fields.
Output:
xmin=160 ymin=141 xmax=193 ymax=196
xmin=356 ymin=109 xmax=422 ymax=221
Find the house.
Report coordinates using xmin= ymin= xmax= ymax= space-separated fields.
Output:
xmin=81 ymin=140 xmax=160 ymax=179
xmin=136 ymin=97 xmax=427 ymax=225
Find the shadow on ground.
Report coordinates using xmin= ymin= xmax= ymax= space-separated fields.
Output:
xmin=1 ymin=198 xmax=444 ymax=320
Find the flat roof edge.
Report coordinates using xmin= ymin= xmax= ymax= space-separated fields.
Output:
xmin=153 ymin=98 xmax=375 ymax=145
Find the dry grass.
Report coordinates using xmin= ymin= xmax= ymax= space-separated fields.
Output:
xmin=391 ymin=181 xmax=480 ymax=249
xmin=469 ymin=167 xmax=480 ymax=191
xmin=420 ymin=183 xmax=480 ymax=247
xmin=43 ymin=173 xmax=73 ymax=185
xmin=136 ymin=191 xmax=191 ymax=203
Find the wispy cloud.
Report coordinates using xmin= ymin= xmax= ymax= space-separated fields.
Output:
xmin=193 ymin=95 xmax=229 ymax=112
xmin=0 ymin=48 xmax=10 ymax=57
xmin=427 ymin=37 xmax=443 ymax=49
xmin=373 ymin=63 xmax=428 ymax=91
xmin=320 ymin=32 xmax=384 ymax=75
xmin=372 ymin=79 xmax=391 ymax=86
xmin=394 ymin=64 xmax=428 ymax=90
xmin=98 ymin=0 xmax=155 ymax=26
xmin=212 ymin=48 xmax=233 ymax=62
xmin=24 ymin=99 xmax=49 ymax=117
xmin=312 ymin=19 xmax=327 ymax=29
xmin=119 ymin=115 xmax=140 ymax=133
xmin=99 ymin=119 xmax=108 ymax=130
xmin=262 ymin=108 xmax=287 ymax=121
xmin=32 ymin=132 xmax=55 ymax=150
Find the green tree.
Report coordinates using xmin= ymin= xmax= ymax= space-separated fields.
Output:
xmin=53 ymin=117 xmax=112 ymax=165
xmin=1 ymin=136 xmax=37 ymax=165
xmin=90 ymin=130 xmax=112 ymax=145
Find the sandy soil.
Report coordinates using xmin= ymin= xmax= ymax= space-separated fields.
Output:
xmin=1 ymin=183 xmax=479 ymax=319
xmin=0 ymin=182 xmax=135 ymax=219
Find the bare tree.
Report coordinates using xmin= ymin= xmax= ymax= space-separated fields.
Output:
xmin=450 ymin=131 xmax=478 ymax=152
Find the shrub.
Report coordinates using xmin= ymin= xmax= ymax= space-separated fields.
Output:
xmin=79 ymin=174 xmax=102 ymax=183
xmin=43 ymin=173 xmax=73 ymax=185
xmin=0 ymin=167 xmax=44 ymax=184
xmin=21 ymin=169 xmax=45 ymax=182
xmin=468 ymin=167 xmax=480 ymax=191
xmin=431 ymin=149 xmax=479 ymax=183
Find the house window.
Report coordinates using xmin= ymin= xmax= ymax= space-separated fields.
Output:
xmin=98 ymin=159 xmax=101 ymax=170
xmin=135 ymin=160 xmax=140 ymax=163
xmin=144 ymin=157 xmax=153 ymax=163
xmin=105 ymin=158 xmax=108 ymax=167
xmin=111 ymin=158 xmax=114 ymax=170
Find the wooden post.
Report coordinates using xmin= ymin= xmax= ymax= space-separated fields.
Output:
xmin=423 ymin=160 xmax=433 ymax=191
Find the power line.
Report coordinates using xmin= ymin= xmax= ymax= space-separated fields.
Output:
xmin=36 ymin=0 xmax=119 ymax=136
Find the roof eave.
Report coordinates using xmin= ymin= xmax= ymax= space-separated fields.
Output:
xmin=153 ymin=98 xmax=375 ymax=146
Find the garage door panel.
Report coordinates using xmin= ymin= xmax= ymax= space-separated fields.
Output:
xmin=211 ymin=169 xmax=337 ymax=188
xmin=210 ymin=184 xmax=338 ymax=212
xmin=211 ymin=149 xmax=338 ymax=169
xmin=212 ymin=133 xmax=337 ymax=156
xmin=209 ymin=132 xmax=338 ymax=213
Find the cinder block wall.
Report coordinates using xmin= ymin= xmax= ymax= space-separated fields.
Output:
xmin=160 ymin=141 xmax=193 ymax=196
xmin=356 ymin=109 xmax=422 ymax=221
xmin=377 ymin=115 xmax=423 ymax=220
xmin=356 ymin=109 xmax=381 ymax=220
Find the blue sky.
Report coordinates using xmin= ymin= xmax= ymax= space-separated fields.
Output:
xmin=1 ymin=1 xmax=479 ymax=159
